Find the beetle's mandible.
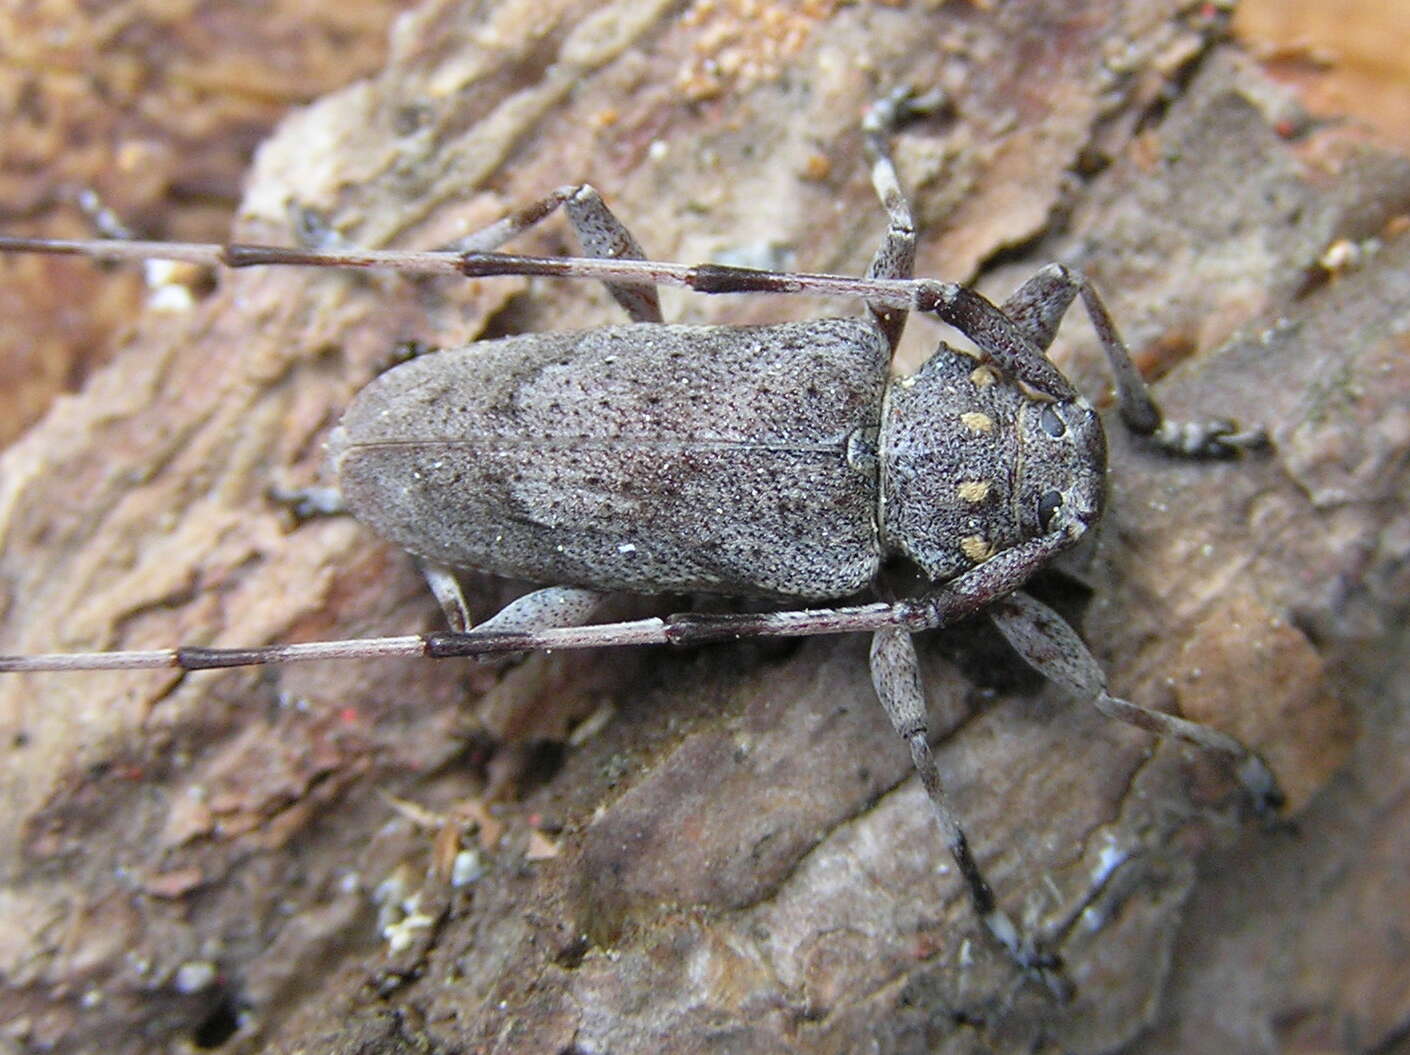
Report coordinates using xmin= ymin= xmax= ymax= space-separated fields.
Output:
xmin=0 ymin=90 xmax=1282 ymax=996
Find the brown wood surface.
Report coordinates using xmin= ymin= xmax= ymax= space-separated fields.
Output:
xmin=1 ymin=2 xmax=1408 ymax=1052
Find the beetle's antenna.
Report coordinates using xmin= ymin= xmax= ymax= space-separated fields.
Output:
xmin=1 ymin=527 xmax=1075 ymax=673
xmin=0 ymin=599 xmax=920 ymax=673
xmin=0 ymin=235 xmax=479 ymax=277
xmin=0 ymin=232 xmax=939 ymax=307
xmin=1 ymin=526 xmax=1085 ymax=673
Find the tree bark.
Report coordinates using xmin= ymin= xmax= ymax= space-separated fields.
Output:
xmin=1 ymin=2 xmax=1407 ymax=1052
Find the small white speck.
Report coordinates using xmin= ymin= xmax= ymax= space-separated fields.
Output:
xmin=143 ymin=259 xmax=181 ymax=287
xmin=451 ymin=849 xmax=485 ymax=887
xmin=648 ymin=139 xmax=669 ymax=162
xmin=1091 ymin=836 xmax=1127 ymax=886
xmin=617 ymin=542 xmax=637 ymax=555
xmin=174 ymin=961 xmax=218 ymax=994
xmin=373 ymin=869 xmax=410 ymax=908
xmin=147 ymin=283 xmax=195 ymax=314
xmin=383 ymin=909 xmax=435 ymax=953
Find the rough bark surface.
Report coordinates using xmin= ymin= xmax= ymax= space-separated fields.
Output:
xmin=1 ymin=2 xmax=1407 ymax=1053
xmin=0 ymin=0 xmax=418 ymax=445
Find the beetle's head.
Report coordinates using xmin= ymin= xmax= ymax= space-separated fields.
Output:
xmin=1015 ymin=397 xmax=1106 ymax=542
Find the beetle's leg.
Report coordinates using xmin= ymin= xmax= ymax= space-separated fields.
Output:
xmin=988 ymin=591 xmax=1284 ymax=818
xmin=267 ymin=484 xmax=346 ymax=521
xmin=473 ymin=586 xmax=604 ymax=635
xmin=996 ymin=263 xmax=1079 ymax=352
xmin=560 ymin=186 xmax=663 ymax=324
xmin=459 ymin=251 xmax=1268 ymax=460
xmin=450 ymin=184 xmax=662 ymax=324
xmin=870 ymin=627 xmax=1071 ymax=997
xmin=420 ymin=562 xmax=473 ymax=632
xmin=859 ymin=89 xmax=938 ymax=350
xmin=1001 ymin=264 xmax=1266 ymax=456
xmin=342 ymin=577 xmax=605 ymax=663
xmin=421 ymin=566 xmax=602 ymax=638
xmin=389 ymin=185 xmax=656 ymax=629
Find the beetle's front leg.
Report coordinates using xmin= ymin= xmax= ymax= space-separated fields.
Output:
xmin=988 ymin=591 xmax=1283 ymax=817
xmin=870 ymin=627 xmax=1072 ymax=998
xmin=1006 ymin=264 xmax=1267 ymax=457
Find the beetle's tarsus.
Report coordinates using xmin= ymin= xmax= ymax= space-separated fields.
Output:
xmin=1151 ymin=417 xmax=1270 ymax=458
xmin=981 ymin=906 xmax=1072 ymax=1000
xmin=1238 ymin=754 xmax=1287 ymax=823
xmin=268 ymin=483 xmax=346 ymax=521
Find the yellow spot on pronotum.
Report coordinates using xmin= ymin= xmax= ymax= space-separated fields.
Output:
xmin=961 ymin=535 xmax=995 ymax=562
xmin=957 ymin=480 xmax=991 ymax=503
xmin=969 ymin=365 xmax=998 ymax=387
xmin=960 ymin=411 xmax=994 ymax=434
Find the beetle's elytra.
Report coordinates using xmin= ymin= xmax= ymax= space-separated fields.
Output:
xmin=0 ymin=90 xmax=1281 ymax=997
xmin=333 ymin=319 xmax=891 ymax=599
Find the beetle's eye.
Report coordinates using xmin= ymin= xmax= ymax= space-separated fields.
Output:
xmin=1037 ymin=490 xmax=1064 ymax=531
xmin=1039 ymin=404 xmax=1066 ymax=437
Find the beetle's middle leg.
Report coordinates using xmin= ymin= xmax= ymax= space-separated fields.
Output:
xmin=450 ymin=184 xmax=662 ymax=324
xmin=860 ymin=91 xmax=1073 ymax=993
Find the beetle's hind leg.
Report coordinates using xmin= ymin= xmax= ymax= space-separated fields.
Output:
xmin=870 ymin=627 xmax=1073 ymax=999
xmin=352 ymin=182 xmax=660 ymax=633
xmin=264 ymin=488 xmax=485 ymax=635
xmin=988 ymin=591 xmax=1284 ymax=818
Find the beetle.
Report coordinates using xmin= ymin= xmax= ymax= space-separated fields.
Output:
xmin=0 ymin=91 xmax=1280 ymax=995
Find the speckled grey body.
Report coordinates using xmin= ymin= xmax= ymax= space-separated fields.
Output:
xmin=878 ymin=349 xmax=1106 ymax=584
xmin=332 ymin=314 xmax=1107 ymax=603
xmin=333 ymin=319 xmax=896 ymax=599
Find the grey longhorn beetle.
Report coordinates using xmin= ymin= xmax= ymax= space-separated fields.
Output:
xmin=0 ymin=90 xmax=1281 ymax=997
